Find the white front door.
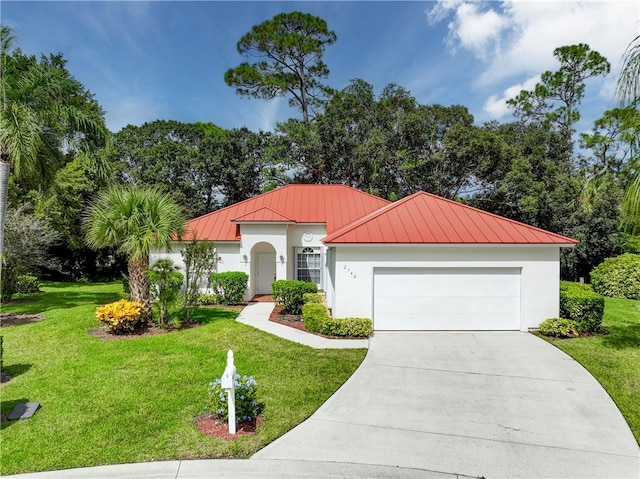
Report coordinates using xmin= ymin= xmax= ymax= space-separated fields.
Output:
xmin=257 ymin=253 xmax=276 ymax=294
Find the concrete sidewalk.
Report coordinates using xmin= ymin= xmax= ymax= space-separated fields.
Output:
xmin=4 ymin=459 xmax=468 ymax=478
xmin=235 ymin=301 xmax=369 ymax=349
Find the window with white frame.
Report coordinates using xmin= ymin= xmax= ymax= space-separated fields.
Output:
xmin=296 ymin=247 xmax=321 ymax=285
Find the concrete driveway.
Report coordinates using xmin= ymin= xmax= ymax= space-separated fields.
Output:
xmin=254 ymin=332 xmax=639 ymax=478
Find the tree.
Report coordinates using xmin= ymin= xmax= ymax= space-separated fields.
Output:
xmin=0 ymin=26 xmax=108 ymax=283
xmin=616 ymin=35 xmax=640 ymax=240
xmin=197 ymin=128 xmax=271 ymax=206
xmin=507 ymin=44 xmax=610 ymax=162
xmin=1 ymin=204 xmax=59 ymax=300
xmin=83 ymin=186 xmax=186 ymax=317
xmin=113 ymin=120 xmax=221 ymax=218
xmin=224 ymin=12 xmax=336 ymax=123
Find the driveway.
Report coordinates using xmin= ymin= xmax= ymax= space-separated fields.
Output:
xmin=254 ymin=332 xmax=640 ymax=478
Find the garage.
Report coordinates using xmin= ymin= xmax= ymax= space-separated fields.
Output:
xmin=373 ymin=267 xmax=521 ymax=330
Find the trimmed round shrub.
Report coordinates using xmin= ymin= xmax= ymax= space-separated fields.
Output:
xmin=559 ymin=281 xmax=604 ymax=333
xmin=210 ymin=271 xmax=248 ymax=305
xmin=560 ymin=281 xmax=604 ymax=333
xmin=590 ymin=253 xmax=640 ymax=300
xmin=272 ymin=280 xmax=317 ymax=314
xmin=15 ymin=274 xmax=41 ymax=294
xmin=539 ymin=318 xmax=578 ymax=338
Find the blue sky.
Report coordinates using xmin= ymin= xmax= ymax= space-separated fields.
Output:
xmin=3 ymin=1 xmax=639 ymax=134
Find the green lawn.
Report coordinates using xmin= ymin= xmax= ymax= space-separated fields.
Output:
xmin=537 ymin=296 xmax=640 ymax=444
xmin=0 ymin=282 xmax=366 ymax=475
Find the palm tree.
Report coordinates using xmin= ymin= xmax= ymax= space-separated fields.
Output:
xmin=83 ymin=186 xmax=186 ymax=317
xmin=0 ymin=26 xmax=108 ymax=280
xmin=617 ymin=34 xmax=640 ymax=237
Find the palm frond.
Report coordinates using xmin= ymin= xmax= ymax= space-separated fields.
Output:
xmin=616 ymin=35 xmax=640 ymax=106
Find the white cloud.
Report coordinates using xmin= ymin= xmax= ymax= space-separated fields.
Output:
xmin=429 ymin=0 xmax=639 ymax=83
xmin=445 ymin=3 xmax=508 ymax=58
xmin=483 ymin=75 xmax=540 ymax=119
xmin=428 ymin=0 xmax=639 ymax=122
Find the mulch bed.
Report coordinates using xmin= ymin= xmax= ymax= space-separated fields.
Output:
xmin=267 ymin=305 xmax=368 ymax=339
xmin=268 ymin=305 xmax=308 ymax=333
xmin=89 ymin=322 xmax=201 ymax=340
xmin=194 ymin=414 xmax=264 ymax=439
xmin=0 ymin=313 xmax=44 ymax=327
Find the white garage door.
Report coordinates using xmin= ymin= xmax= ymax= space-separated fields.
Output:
xmin=373 ymin=268 xmax=521 ymax=330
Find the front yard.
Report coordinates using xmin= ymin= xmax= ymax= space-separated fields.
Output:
xmin=537 ymin=296 xmax=640 ymax=444
xmin=0 ymin=282 xmax=366 ymax=475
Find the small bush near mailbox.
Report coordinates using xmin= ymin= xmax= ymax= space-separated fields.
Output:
xmin=210 ymin=272 xmax=248 ymax=305
xmin=590 ymin=253 xmax=640 ymax=300
xmin=272 ymin=280 xmax=317 ymax=314
xmin=539 ymin=318 xmax=578 ymax=338
xmin=559 ymin=281 xmax=604 ymax=333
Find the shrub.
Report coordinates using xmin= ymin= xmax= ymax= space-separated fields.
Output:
xmin=207 ymin=374 xmax=263 ymax=422
xmin=198 ymin=293 xmax=218 ymax=306
xmin=559 ymin=281 xmax=604 ymax=333
xmin=182 ymin=241 xmax=218 ymax=321
xmin=539 ymin=318 xmax=578 ymax=338
xmin=303 ymin=292 xmax=323 ymax=304
xmin=272 ymin=280 xmax=317 ymax=314
xmin=590 ymin=253 xmax=640 ymax=300
xmin=95 ymin=299 xmax=145 ymax=334
xmin=15 ymin=274 xmax=41 ymax=294
xmin=322 ymin=317 xmax=373 ymax=337
xmin=147 ymin=259 xmax=184 ymax=328
xmin=210 ymin=272 xmax=248 ymax=305
xmin=302 ymin=303 xmax=328 ymax=332
xmin=302 ymin=303 xmax=372 ymax=338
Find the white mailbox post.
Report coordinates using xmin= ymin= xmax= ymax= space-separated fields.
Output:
xmin=220 ymin=350 xmax=236 ymax=434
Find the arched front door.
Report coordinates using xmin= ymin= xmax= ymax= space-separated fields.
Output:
xmin=252 ymin=242 xmax=276 ymax=294
xmin=257 ymin=253 xmax=276 ymax=294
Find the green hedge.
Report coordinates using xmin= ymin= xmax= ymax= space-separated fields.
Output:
xmin=209 ymin=272 xmax=248 ymax=305
xmin=303 ymin=293 xmax=323 ymax=304
xmin=559 ymin=281 xmax=604 ymax=333
xmin=302 ymin=303 xmax=372 ymax=338
xmin=539 ymin=318 xmax=578 ymax=338
xmin=272 ymin=280 xmax=317 ymax=314
xmin=590 ymin=253 xmax=640 ymax=300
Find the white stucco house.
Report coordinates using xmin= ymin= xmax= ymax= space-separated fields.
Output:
xmin=151 ymin=184 xmax=577 ymax=332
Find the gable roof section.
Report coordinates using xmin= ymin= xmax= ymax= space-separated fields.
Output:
xmin=232 ymin=207 xmax=296 ymax=224
xmin=184 ymin=184 xmax=391 ymax=241
xmin=323 ymin=191 xmax=578 ymax=245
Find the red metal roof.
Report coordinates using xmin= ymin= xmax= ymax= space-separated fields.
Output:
xmin=232 ymin=207 xmax=296 ymax=223
xmin=322 ymin=191 xmax=578 ymax=245
xmin=184 ymin=184 xmax=391 ymax=241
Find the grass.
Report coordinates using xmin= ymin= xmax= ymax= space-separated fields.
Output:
xmin=0 ymin=282 xmax=366 ymax=475
xmin=536 ymin=296 xmax=640 ymax=444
